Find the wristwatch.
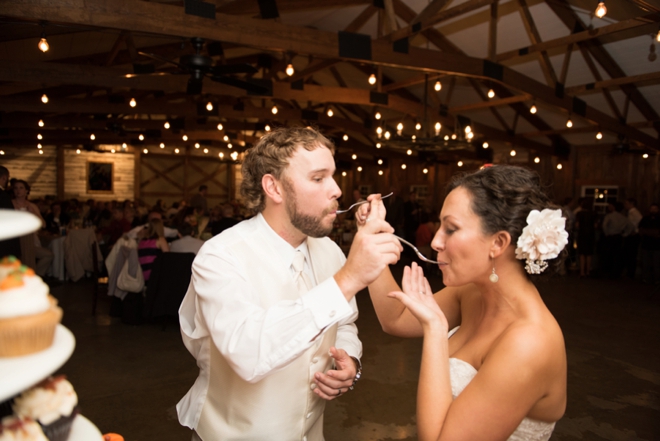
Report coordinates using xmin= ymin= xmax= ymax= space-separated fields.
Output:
xmin=349 ymin=356 xmax=362 ymax=390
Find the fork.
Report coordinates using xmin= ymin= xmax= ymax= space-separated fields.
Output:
xmin=336 ymin=192 xmax=393 ymax=214
xmin=394 ymin=235 xmax=439 ymax=265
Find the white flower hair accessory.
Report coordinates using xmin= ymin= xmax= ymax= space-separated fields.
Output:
xmin=515 ymin=209 xmax=569 ymax=274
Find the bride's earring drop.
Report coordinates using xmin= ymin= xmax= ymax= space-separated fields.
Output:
xmin=489 ymin=267 xmax=499 ymax=283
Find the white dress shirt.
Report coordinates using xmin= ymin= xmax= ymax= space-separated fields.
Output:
xmin=169 ymin=235 xmax=204 ymax=255
xmin=177 ymin=213 xmax=361 ymax=438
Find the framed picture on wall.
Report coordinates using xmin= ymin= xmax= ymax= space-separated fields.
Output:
xmin=87 ymin=161 xmax=114 ymax=194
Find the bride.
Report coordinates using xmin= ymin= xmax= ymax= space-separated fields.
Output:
xmin=362 ymin=165 xmax=569 ymax=441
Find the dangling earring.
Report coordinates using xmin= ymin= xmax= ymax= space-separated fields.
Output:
xmin=489 ymin=267 xmax=499 ymax=283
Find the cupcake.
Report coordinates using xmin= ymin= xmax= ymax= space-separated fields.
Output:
xmin=0 ymin=415 xmax=48 ymax=441
xmin=0 ymin=264 xmax=62 ymax=357
xmin=12 ymin=376 xmax=78 ymax=441
xmin=0 ymin=257 xmax=21 ymax=280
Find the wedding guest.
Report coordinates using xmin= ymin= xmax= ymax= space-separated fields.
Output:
xmin=0 ymin=165 xmax=21 ymax=259
xmin=137 ymin=218 xmax=169 ymax=282
xmin=574 ymin=198 xmax=598 ymax=277
xmin=639 ymin=203 xmax=660 ymax=285
xmin=169 ymin=222 xmax=204 ymax=255
xmin=623 ymin=198 xmax=643 ymax=278
xmin=362 ymin=165 xmax=568 ymax=441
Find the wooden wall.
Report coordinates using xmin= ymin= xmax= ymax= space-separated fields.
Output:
xmin=0 ymin=146 xmax=57 ymax=197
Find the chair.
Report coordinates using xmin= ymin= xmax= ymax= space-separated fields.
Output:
xmin=145 ymin=252 xmax=195 ymax=327
xmin=91 ymin=241 xmax=108 ymax=315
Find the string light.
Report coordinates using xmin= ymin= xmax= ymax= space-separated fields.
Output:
xmin=557 ymin=163 xmax=563 ymax=170
xmin=384 ymin=131 xmax=391 ymax=140
xmin=487 ymin=89 xmax=495 ymax=99
xmin=376 ymin=127 xmax=383 ymax=137
xmin=37 ymin=134 xmax=42 ymax=140
xmin=406 ymin=149 xmax=412 ymax=155
xmin=216 ymin=123 xmax=223 ymax=131
xmin=285 ymin=63 xmax=295 ymax=76
xmin=129 ymin=98 xmax=137 ymax=107
xmin=37 ymin=143 xmax=42 ymax=149
xmin=482 ymin=142 xmax=489 ymax=149
xmin=327 ymin=108 xmax=333 ymax=117
xmin=164 ymin=121 xmax=170 ymax=129
xmin=596 ymin=131 xmax=603 ymax=140
xmin=143 ymin=148 xmax=148 ymax=154
xmin=566 ymin=118 xmax=573 ymax=128
xmin=160 ymin=142 xmax=165 ymax=148
xmin=343 ymin=134 xmax=349 ymax=141
xmin=368 ymin=73 xmax=377 ymax=85
xmin=111 ymin=148 xmax=116 ymax=153
xmin=435 ymin=122 xmax=441 ymax=136
xmin=510 ymin=149 xmax=516 ymax=156
xmin=41 ymin=94 xmax=48 ymax=103
xmin=378 ymin=170 xmax=383 ymax=176
xmin=138 ymin=134 xmax=144 ymax=141
xmin=182 ymin=135 xmax=188 ymax=141
xmin=377 ymin=159 xmax=383 ymax=165
xmin=423 ymin=168 xmax=428 ymax=174
xmin=203 ymin=148 xmax=208 ymax=154
xmin=206 ymin=102 xmax=213 ymax=111
xmin=444 ymin=135 xmax=450 ymax=141
xmin=376 ymin=143 xmax=381 ymax=148
xmin=397 ymin=122 xmax=404 ymax=135
xmin=534 ymin=157 xmax=540 ymax=163
xmin=457 ymin=161 xmax=463 ymax=167
xmin=375 ymin=111 xmax=381 ymax=120
xmin=230 ymin=151 xmax=238 ymax=161
xmin=122 ymin=143 xmax=127 ymax=149
xmin=530 ymin=104 xmax=537 ymax=114
xmin=38 ymin=34 xmax=49 ymax=52
xmin=657 ymin=29 xmax=660 ymax=42
xmin=76 ymin=149 xmax=81 ymax=154
xmin=434 ymin=80 xmax=442 ymax=92
xmin=265 ymin=124 xmax=271 ymax=132
xmin=401 ymin=164 xmax=407 ymax=169
xmin=451 ymin=134 xmax=457 ymax=140
xmin=227 ymin=143 xmax=233 ymax=149
xmin=415 ymin=122 xmax=422 ymax=131
xmin=195 ymin=143 xmax=200 ymax=149
xmin=223 ymin=135 xmax=229 ymax=142
xmin=271 ymin=105 xmax=278 ymax=115
xmin=90 ymin=134 xmax=95 ymax=140
xmin=219 ymin=152 xmax=224 ymax=159
xmin=595 ymin=1 xmax=607 ymax=18
xmin=342 ymin=171 xmax=347 ymax=177
xmin=38 ymin=150 xmax=43 ymax=155
xmin=643 ymin=153 xmax=649 ymax=159
xmin=357 ymin=166 xmax=363 ymax=172
xmin=38 ymin=119 xmax=44 ymax=127
xmin=174 ymin=148 xmax=180 ymax=154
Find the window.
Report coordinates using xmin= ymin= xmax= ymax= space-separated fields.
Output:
xmin=581 ymin=185 xmax=618 ymax=215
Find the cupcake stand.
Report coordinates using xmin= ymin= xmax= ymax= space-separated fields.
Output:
xmin=0 ymin=210 xmax=103 ymax=440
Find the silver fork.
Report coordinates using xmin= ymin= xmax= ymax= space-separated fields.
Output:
xmin=394 ymin=235 xmax=439 ymax=265
xmin=336 ymin=192 xmax=393 ymax=214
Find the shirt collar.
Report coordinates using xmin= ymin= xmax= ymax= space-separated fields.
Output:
xmin=255 ymin=213 xmax=310 ymax=268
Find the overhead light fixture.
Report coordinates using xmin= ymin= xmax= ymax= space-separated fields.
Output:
xmin=327 ymin=108 xmax=333 ymax=117
xmin=510 ymin=149 xmax=516 ymax=156
xmin=343 ymin=134 xmax=349 ymax=141
xmin=230 ymin=151 xmax=238 ymax=161
xmin=223 ymin=135 xmax=229 ymax=142
xmin=434 ymin=80 xmax=442 ymax=92
xmin=376 ymin=127 xmax=383 ymax=137
xmin=76 ymin=149 xmax=81 ymax=154
xmin=90 ymin=134 xmax=95 ymax=140
xmin=37 ymin=143 xmax=42 ymax=149
xmin=351 ymin=154 xmax=357 ymax=160
xmin=194 ymin=143 xmax=200 ymax=148
xmin=482 ymin=142 xmax=489 ymax=149
xmin=138 ymin=134 xmax=144 ymax=141
xmin=38 ymin=119 xmax=44 ymax=127
xmin=444 ymin=135 xmax=450 ymax=141
xmin=111 ymin=148 xmax=115 ymax=154
xmin=595 ymin=1 xmax=607 ymax=18
xmin=596 ymin=131 xmax=603 ymax=140
xmin=451 ymin=134 xmax=457 ymax=140
xmin=376 ymin=142 xmax=381 ymax=148
xmin=143 ymin=148 xmax=148 ymax=154
xmin=203 ymin=148 xmax=209 ymax=154
xmin=342 ymin=171 xmax=347 ymax=177
xmin=557 ymin=163 xmax=563 ymax=170
xmin=530 ymin=104 xmax=537 ymax=114
xmin=534 ymin=157 xmax=540 ymax=163
xmin=227 ymin=143 xmax=233 ymax=149
xmin=41 ymin=94 xmax=48 ymax=104
xmin=457 ymin=161 xmax=463 ymax=167
xmin=643 ymin=153 xmax=649 ymax=159
xmin=181 ymin=135 xmax=188 ymax=142
xmin=357 ymin=166 xmax=363 ymax=172
xmin=164 ymin=121 xmax=170 ymax=129
xmin=160 ymin=142 xmax=165 ymax=148
xmin=415 ymin=122 xmax=422 ymax=131
xmin=174 ymin=148 xmax=180 ymax=154
xmin=38 ymin=33 xmax=49 ymax=52
xmin=206 ymin=101 xmax=213 ymax=111
xmin=434 ymin=122 xmax=441 ymax=136
xmin=401 ymin=164 xmax=407 ymax=169
xmin=377 ymin=159 xmax=383 ymax=165
xmin=423 ymin=168 xmax=428 ymax=174
xmin=219 ymin=152 xmax=224 ymax=159
xmin=487 ymin=89 xmax=495 ymax=99
xmin=397 ymin=122 xmax=404 ymax=135
xmin=656 ymin=28 xmax=660 ymax=42
xmin=406 ymin=149 xmax=412 ymax=155
xmin=378 ymin=170 xmax=384 ymax=176
xmin=375 ymin=111 xmax=381 ymax=120
xmin=217 ymin=123 xmax=223 ymax=131
xmin=271 ymin=105 xmax=278 ymax=115
xmin=37 ymin=134 xmax=43 ymax=140
xmin=566 ymin=118 xmax=573 ymax=128
xmin=265 ymin=124 xmax=271 ymax=132
xmin=368 ymin=73 xmax=377 ymax=85
xmin=384 ymin=131 xmax=391 ymax=140
xmin=129 ymin=97 xmax=137 ymax=108
xmin=285 ymin=63 xmax=295 ymax=77
xmin=38 ymin=150 xmax=43 ymax=155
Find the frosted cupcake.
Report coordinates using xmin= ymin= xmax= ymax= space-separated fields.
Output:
xmin=0 ymin=256 xmax=21 ymax=281
xmin=0 ymin=264 xmax=62 ymax=357
xmin=12 ymin=376 xmax=78 ymax=441
xmin=0 ymin=416 xmax=48 ymax=441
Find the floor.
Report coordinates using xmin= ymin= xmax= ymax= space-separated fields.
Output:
xmin=48 ymin=262 xmax=659 ymax=441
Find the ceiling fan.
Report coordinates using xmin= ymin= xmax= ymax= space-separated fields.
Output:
xmin=130 ymin=37 xmax=268 ymax=95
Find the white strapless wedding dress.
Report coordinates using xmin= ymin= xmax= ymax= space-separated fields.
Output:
xmin=448 ymin=327 xmax=556 ymax=441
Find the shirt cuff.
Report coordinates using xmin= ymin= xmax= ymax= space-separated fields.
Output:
xmin=301 ymin=277 xmax=353 ymax=329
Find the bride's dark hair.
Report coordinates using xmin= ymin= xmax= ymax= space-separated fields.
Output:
xmin=446 ymin=165 xmax=567 ymax=278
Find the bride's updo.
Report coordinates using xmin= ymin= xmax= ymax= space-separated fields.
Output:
xmin=446 ymin=165 xmax=567 ymax=278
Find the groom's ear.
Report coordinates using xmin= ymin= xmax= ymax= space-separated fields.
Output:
xmin=262 ymin=174 xmax=284 ymax=204
xmin=489 ymin=230 xmax=512 ymax=258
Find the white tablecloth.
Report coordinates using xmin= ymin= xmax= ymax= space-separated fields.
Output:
xmin=48 ymin=236 xmax=66 ymax=281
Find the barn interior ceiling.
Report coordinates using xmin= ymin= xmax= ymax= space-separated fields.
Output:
xmin=0 ymin=0 xmax=658 ymax=166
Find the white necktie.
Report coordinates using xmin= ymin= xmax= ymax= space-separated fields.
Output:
xmin=292 ymin=251 xmax=312 ymax=293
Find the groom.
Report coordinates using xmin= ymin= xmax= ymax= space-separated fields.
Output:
xmin=177 ymin=127 xmax=401 ymax=440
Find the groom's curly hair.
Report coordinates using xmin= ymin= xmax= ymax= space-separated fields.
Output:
xmin=240 ymin=126 xmax=335 ymax=214
xmin=446 ymin=165 xmax=567 ymax=279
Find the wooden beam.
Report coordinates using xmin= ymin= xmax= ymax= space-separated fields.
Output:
xmin=488 ymin=1 xmax=498 ymax=61
xmin=558 ymin=43 xmax=573 ymax=85
xmin=467 ymin=78 xmax=511 ymax=132
xmin=577 ymin=45 xmax=623 ymax=122
xmin=412 ymin=0 xmax=451 ymax=25
xmin=344 ymin=4 xmax=379 ymax=33
xmin=517 ymin=0 xmax=557 ymax=86
xmin=216 ymin=0 xmax=371 ymax=15
xmin=496 ymin=14 xmax=659 ymax=62
xmin=449 ymin=94 xmax=531 ymax=113
xmin=566 ymin=71 xmax=660 ymax=94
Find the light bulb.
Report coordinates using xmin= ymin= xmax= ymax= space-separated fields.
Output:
xmin=182 ymin=135 xmax=188 ymax=141
xmin=122 ymin=143 xmax=127 ymax=149
xmin=530 ymin=105 xmax=537 ymax=114
xmin=38 ymin=36 xmax=49 ymax=52
xmin=435 ymin=122 xmax=441 ymax=135
xmin=143 ymin=148 xmax=148 ymax=154
xmin=76 ymin=149 xmax=81 ymax=154
xmin=596 ymin=131 xmax=603 ymax=140
xmin=37 ymin=134 xmax=42 ymax=140
xmin=160 ymin=142 xmax=165 ymax=148
xmin=37 ymin=143 xmax=42 ymax=149
xmin=343 ymin=134 xmax=349 ymax=141
xmin=227 ymin=143 xmax=233 ymax=149
xmin=423 ymin=168 xmax=428 ymax=174
xmin=482 ymin=142 xmax=489 ymax=149
xmin=164 ymin=121 xmax=170 ymax=129
xmin=376 ymin=143 xmax=381 ymax=148
xmin=566 ymin=119 xmax=573 ymax=128
xmin=38 ymin=150 xmax=43 ymax=155
xmin=203 ymin=148 xmax=208 ymax=154
xmin=219 ymin=152 xmax=224 ymax=159
xmin=223 ymin=135 xmax=229 ymax=142
xmin=375 ymin=111 xmax=381 ymax=120
xmin=415 ymin=123 xmax=421 ymax=131
xmin=41 ymin=94 xmax=48 ymax=103
xmin=231 ymin=151 xmax=238 ymax=161
xmin=467 ymin=131 xmax=474 ymax=140
xmin=327 ymin=109 xmax=333 ymax=117
xmin=111 ymin=149 xmax=115 ymax=153
xmin=465 ymin=125 xmax=472 ymax=134
xmin=451 ymin=134 xmax=457 ymax=140
xmin=595 ymin=1 xmax=607 ymax=18
xmin=434 ymin=81 xmax=442 ymax=92
xmin=487 ymin=89 xmax=495 ymax=99
xmin=643 ymin=153 xmax=649 ymax=159
xmin=378 ymin=159 xmax=383 ymax=165
xmin=139 ymin=134 xmax=144 ymax=141
xmin=90 ymin=134 xmax=95 ymax=140
xmin=510 ymin=149 xmax=516 ymax=156
xmin=175 ymin=148 xmax=180 ymax=154
xmin=342 ymin=171 xmax=347 ymax=177
xmin=357 ymin=166 xmax=362 ymax=172
xmin=376 ymin=127 xmax=383 ymax=136
xmin=444 ymin=135 xmax=449 ymax=141
xmin=534 ymin=157 xmax=540 ymax=163
xmin=378 ymin=170 xmax=383 ymax=176
xmin=271 ymin=106 xmax=278 ymax=115
xmin=406 ymin=149 xmax=412 ymax=155
xmin=38 ymin=119 xmax=44 ymax=127
xmin=657 ymin=29 xmax=660 ymax=42
xmin=557 ymin=163 xmax=563 ymax=170
xmin=265 ymin=124 xmax=271 ymax=132
xmin=397 ymin=122 xmax=403 ymax=135
xmin=285 ymin=63 xmax=294 ymax=76
xmin=368 ymin=73 xmax=377 ymax=85
xmin=206 ymin=102 xmax=213 ymax=111
xmin=384 ymin=131 xmax=391 ymax=140
xmin=129 ymin=97 xmax=136 ymax=107
xmin=195 ymin=143 xmax=200 ymax=148
xmin=351 ymin=154 xmax=357 ymax=160
xmin=458 ymin=161 xmax=463 ymax=167
xmin=401 ymin=164 xmax=407 ymax=169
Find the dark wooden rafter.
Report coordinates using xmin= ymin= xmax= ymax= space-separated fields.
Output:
xmin=488 ymin=1 xmax=498 ymax=61
xmin=468 ymin=78 xmax=511 ymax=132
xmin=516 ymin=0 xmax=557 ymax=86
xmin=577 ymin=45 xmax=624 ymax=122
xmin=141 ymin=160 xmax=184 ymax=190
xmin=344 ymin=4 xmax=379 ymax=33
xmin=216 ymin=0 xmax=371 ymax=16
xmin=558 ymin=43 xmax=573 ymax=85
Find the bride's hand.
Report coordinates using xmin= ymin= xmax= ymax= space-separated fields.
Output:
xmin=388 ymin=262 xmax=448 ymax=331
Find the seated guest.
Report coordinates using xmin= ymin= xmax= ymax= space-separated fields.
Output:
xmin=100 ymin=207 xmax=132 ymax=247
xmin=138 ymin=218 xmax=169 ymax=282
xmin=127 ymin=210 xmax=178 ymax=240
xmin=170 ymin=222 xmax=204 ymax=255
xmin=45 ymin=202 xmax=71 ymax=235
xmin=210 ymin=204 xmax=239 ymax=236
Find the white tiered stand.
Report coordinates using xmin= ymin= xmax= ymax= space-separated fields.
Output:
xmin=0 ymin=210 xmax=103 ymax=440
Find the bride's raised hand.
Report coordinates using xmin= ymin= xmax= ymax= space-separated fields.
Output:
xmin=388 ymin=262 xmax=448 ymax=332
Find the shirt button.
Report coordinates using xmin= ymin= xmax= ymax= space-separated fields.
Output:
xmin=329 ymin=310 xmax=336 ymax=317
xmin=306 ymin=412 xmax=313 ymax=419
xmin=312 ymin=357 xmax=319 ymax=364
xmin=310 ymin=383 xmax=316 ymax=390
